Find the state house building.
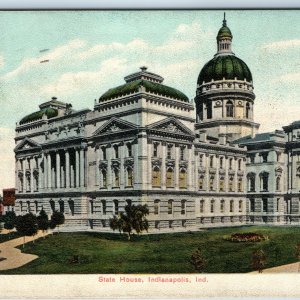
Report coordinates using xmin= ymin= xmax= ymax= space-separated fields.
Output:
xmin=13 ymin=17 xmax=300 ymax=231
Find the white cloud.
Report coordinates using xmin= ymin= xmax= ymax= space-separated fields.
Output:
xmin=0 ymin=127 xmax=15 ymax=194
xmin=0 ymin=56 xmax=5 ymax=69
xmin=275 ymin=72 xmax=300 ymax=83
xmin=261 ymin=39 xmax=300 ymax=51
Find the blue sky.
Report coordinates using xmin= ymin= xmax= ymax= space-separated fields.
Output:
xmin=0 ymin=10 xmax=300 ymax=191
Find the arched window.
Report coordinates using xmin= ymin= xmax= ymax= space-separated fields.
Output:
xmin=166 ymin=168 xmax=174 ymax=188
xmin=220 ymin=200 xmax=225 ymax=213
xmin=154 ymin=200 xmax=160 ymax=215
xmin=230 ymin=200 xmax=234 ymax=213
xmin=276 ymin=176 xmax=281 ymax=191
xmin=210 ymin=200 xmax=215 ymax=213
xmin=219 ymin=177 xmax=225 ymax=192
xmin=179 ymin=169 xmax=187 ymax=189
xmin=168 ymin=200 xmax=173 ymax=215
xmin=200 ymin=200 xmax=205 ymax=213
xmin=239 ymin=200 xmax=243 ymax=212
xmin=152 ymin=166 xmax=161 ymax=187
xmin=113 ymin=200 xmax=119 ymax=215
xmin=181 ymin=200 xmax=186 ymax=215
xmin=246 ymin=102 xmax=250 ymax=118
xmin=102 ymin=169 xmax=107 ymax=188
xmin=114 ymin=169 xmax=120 ymax=187
xmin=199 ymin=175 xmax=204 ymax=190
xmin=127 ymin=167 xmax=133 ymax=187
xmin=226 ymin=100 xmax=234 ymax=117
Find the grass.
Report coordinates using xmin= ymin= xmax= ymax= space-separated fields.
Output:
xmin=1 ymin=226 xmax=300 ymax=274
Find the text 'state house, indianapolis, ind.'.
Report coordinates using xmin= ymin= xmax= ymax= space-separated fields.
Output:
xmin=13 ymin=17 xmax=300 ymax=231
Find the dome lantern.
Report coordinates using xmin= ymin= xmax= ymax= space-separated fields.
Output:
xmin=216 ymin=13 xmax=233 ymax=55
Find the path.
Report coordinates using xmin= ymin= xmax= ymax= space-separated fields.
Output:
xmin=0 ymin=230 xmax=50 ymax=271
xmin=250 ymin=262 xmax=300 ymax=273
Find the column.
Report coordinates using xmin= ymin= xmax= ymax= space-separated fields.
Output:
xmin=75 ymin=149 xmax=79 ymax=188
xmin=44 ymin=154 xmax=48 ymax=190
xmin=80 ymin=148 xmax=85 ymax=187
xmin=95 ymin=147 xmax=100 ymax=186
xmin=38 ymin=155 xmax=43 ymax=190
xmin=120 ymin=144 xmax=125 ymax=188
xmin=22 ymin=158 xmax=26 ymax=192
xmin=47 ymin=152 xmax=52 ymax=189
xmin=56 ymin=151 xmax=61 ymax=189
xmin=65 ymin=150 xmax=70 ymax=189
xmin=161 ymin=142 xmax=166 ymax=189
xmin=174 ymin=145 xmax=179 ymax=190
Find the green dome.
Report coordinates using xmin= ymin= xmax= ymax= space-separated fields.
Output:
xmin=20 ymin=107 xmax=58 ymax=125
xmin=99 ymin=79 xmax=189 ymax=102
xmin=197 ymin=55 xmax=253 ymax=84
xmin=217 ymin=25 xmax=232 ymax=40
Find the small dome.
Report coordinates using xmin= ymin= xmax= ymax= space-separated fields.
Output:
xmin=19 ymin=108 xmax=58 ymax=125
xmin=217 ymin=25 xmax=232 ymax=40
xmin=197 ymin=55 xmax=252 ymax=84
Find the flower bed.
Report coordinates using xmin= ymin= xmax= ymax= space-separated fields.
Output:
xmin=224 ymin=232 xmax=268 ymax=243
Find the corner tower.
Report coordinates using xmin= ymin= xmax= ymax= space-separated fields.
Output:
xmin=195 ymin=15 xmax=259 ymax=142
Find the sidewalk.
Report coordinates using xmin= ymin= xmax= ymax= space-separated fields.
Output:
xmin=250 ymin=262 xmax=300 ymax=273
xmin=0 ymin=230 xmax=49 ymax=271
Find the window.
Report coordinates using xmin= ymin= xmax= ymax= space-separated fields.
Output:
xmin=59 ymin=200 xmax=64 ymax=213
xmin=207 ymin=102 xmax=212 ymax=119
xmin=152 ymin=166 xmax=161 ymax=187
xmin=226 ymin=100 xmax=234 ymax=117
xmin=220 ymin=200 xmax=225 ymax=213
xmin=238 ymin=159 xmax=241 ymax=171
xmin=276 ymin=177 xmax=281 ymax=191
xmin=229 ymin=177 xmax=234 ymax=192
xmin=220 ymin=157 xmax=224 ymax=169
xmin=199 ymin=154 xmax=203 ymax=166
xmin=229 ymin=158 xmax=233 ymax=169
xmin=101 ymin=200 xmax=106 ymax=215
xmin=210 ymin=200 xmax=215 ymax=213
xmin=250 ymin=199 xmax=255 ymax=212
xmin=219 ymin=177 xmax=225 ymax=192
xmin=166 ymin=168 xmax=174 ymax=188
xmin=114 ymin=145 xmax=119 ymax=159
xmin=230 ymin=200 xmax=234 ymax=213
xmin=261 ymin=172 xmax=269 ymax=191
xmin=114 ymin=169 xmax=120 ymax=187
xmin=239 ymin=200 xmax=243 ymax=212
xmin=114 ymin=200 xmax=119 ymax=215
xmin=168 ymin=200 xmax=173 ymax=215
xmin=179 ymin=169 xmax=187 ymax=189
xmin=167 ymin=144 xmax=172 ymax=159
xmin=200 ymin=200 xmax=205 ymax=213
xmin=102 ymin=147 xmax=107 ymax=160
xmin=238 ymin=178 xmax=243 ymax=192
xmin=180 ymin=147 xmax=185 ymax=161
xmin=181 ymin=200 xmax=186 ymax=215
xmin=127 ymin=168 xmax=133 ymax=187
xmin=248 ymin=174 xmax=255 ymax=192
xmin=127 ymin=143 xmax=132 ymax=157
xmin=210 ymin=156 xmax=214 ymax=168
xmin=153 ymin=143 xmax=158 ymax=157
xmin=154 ymin=200 xmax=160 ymax=215
xmin=249 ymin=154 xmax=255 ymax=164
xmin=199 ymin=175 xmax=204 ymax=190
xmin=90 ymin=200 xmax=94 ymax=214
xmin=209 ymin=176 xmax=214 ymax=191
xmin=262 ymin=198 xmax=268 ymax=212
xmin=102 ymin=169 xmax=107 ymax=188
xmin=246 ymin=102 xmax=250 ymax=118
xmin=277 ymin=198 xmax=280 ymax=212
xmin=262 ymin=152 xmax=268 ymax=163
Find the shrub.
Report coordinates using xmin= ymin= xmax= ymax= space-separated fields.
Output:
xmin=224 ymin=232 xmax=268 ymax=243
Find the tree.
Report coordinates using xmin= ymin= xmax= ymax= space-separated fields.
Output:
xmin=50 ymin=211 xmax=65 ymax=233
xmin=252 ymin=249 xmax=266 ymax=273
xmin=190 ymin=247 xmax=206 ymax=273
xmin=37 ymin=210 xmax=49 ymax=238
xmin=15 ymin=213 xmax=38 ymax=248
xmin=109 ymin=204 xmax=149 ymax=241
xmin=3 ymin=211 xmax=16 ymax=239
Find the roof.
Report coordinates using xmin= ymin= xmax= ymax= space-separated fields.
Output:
xmin=99 ymin=79 xmax=189 ymax=103
xmin=198 ymin=54 xmax=253 ymax=84
xmin=232 ymin=133 xmax=272 ymax=145
xmin=217 ymin=25 xmax=232 ymax=40
xmin=19 ymin=107 xmax=58 ymax=125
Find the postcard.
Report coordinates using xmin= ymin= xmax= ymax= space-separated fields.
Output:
xmin=0 ymin=8 xmax=300 ymax=298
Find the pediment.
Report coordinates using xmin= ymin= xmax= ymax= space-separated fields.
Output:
xmin=14 ymin=138 xmax=41 ymax=152
xmin=93 ymin=117 xmax=138 ymax=136
xmin=147 ymin=117 xmax=193 ymax=136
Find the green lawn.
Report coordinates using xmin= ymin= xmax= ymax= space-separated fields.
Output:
xmin=1 ymin=226 xmax=300 ymax=274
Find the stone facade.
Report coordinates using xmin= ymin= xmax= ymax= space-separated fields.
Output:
xmin=13 ymin=18 xmax=300 ymax=231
